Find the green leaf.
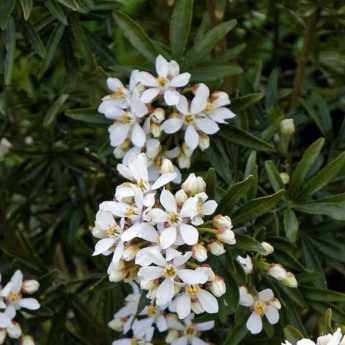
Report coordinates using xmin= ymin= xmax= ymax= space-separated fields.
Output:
xmin=264 ymin=160 xmax=284 ymax=192
xmin=184 ymin=19 xmax=237 ymax=66
xmin=46 ymin=0 xmax=68 ymax=26
xmin=22 ymin=22 xmax=46 ymax=58
xmin=284 ymin=325 xmax=304 ymax=343
xmin=293 ymin=193 xmax=345 ymax=220
xmin=65 ymin=108 xmax=111 ymax=124
xmin=19 ymin=0 xmax=33 ymax=20
xmin=298 ymin=151 xmax=345 ymax=199
xmin=302 ymin=287 xmax=345 ymax=303
xmin=288 ymin=138 xmax=325 ymax=198
xmin=205 ymin=168 xmax=216 ymax=199
xmin=114 ymin=11 xmax=157 ymax=62
xmin=189 ymin=64 xmax=242 ymax=81
xmin=219 ymin=125 xmax=274 ymax=152
xmin=4 ymin=17 xmax=15 ymax=86
xmin=283 ymin=208 xmax=299 ymax=242
xmin=170 ymin=0 xmax=193 ymax=59
xmin=232 ymin=190 xmax=284 ymax=225
xmin=236 ymin=234 xmax=265 ymax=254
xmin=218 ymin=175 xmax=254 ymax=213
xmin=44 ymin=94 xmax=69 ymax=128
xmin=231 ymin=93 xmax=264 ymax=112
xmin=222 ymin=323 xmax=247 ymax=345
xmin=310 ymin=236 xmax=345 ymax=264
xmin=0 ymin=0 xmax=15 ymax=30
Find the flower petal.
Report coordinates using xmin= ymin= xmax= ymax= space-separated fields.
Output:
xmin=150 ymin=208 xmax=168 ymax=223
xmin=156 ymin=278 xmax=175 ymax=306
xmin=170 ymin=73 xmax=191 ymax=87
xmin=131 ymin=123 xmax=146 ymax=148
xmin=151 ymin=173 xmax=177 ymax=190
xmin=192 ymin=337 xmax=208 ymax=345
xmin=18 ymin=298 xmax=40 ymax=310
xmin=139 ymin=72 xmax=158 ymax=87
xmin=176 ymin=95 xmax=189 ymax=114
xmin=162 ymin=118 xmax=184 ymax=134
xmin=195 ymin=118 xmax=219 ymax=134
xmin=11 ymin=271 xmax=23 ymax=293
xmin=172 ymin=337 xmax=188 ymax=345
xmin=160 ymin=226 xmax=177 ymax=249
xmin=112 ymin=241 xmax=125 ymax=264
xmin=198 ymin=289 xmax=219 ymax=313
xmin=185 ymin=125 xmax=199 ymax=151
xmin=246 ymin=312 xmax=262 ymax=334
xmin=109 ymin=123 xmax=129 ymax=147
xmin=178 ymin=269 xmax=208 ymax=284
xmin=175 ymin=294 xmax=191 ymax=319
xmin=164 ymin=89 xmax=180 ymax=106
xmin=265 ymin=305 xmax=279 ymax=325
xmin=138 ymin=266 xmax=164 ymax=281
xmin=191 ymin=94 xmax=207 ymax=114
xmin=258 ymin=289 xmax=274 ymax=302
xmin=100 ymin=201 xmax=128 ymax=217
xmin=196 ymin=320 xmax=215 ymax=331
xmin=202 ymin=200 xmax=218 ymax=215
xmin=179 ymin=224 xmax=198 ymax=245
xmin=156 ymin=55 xmax=169 ymax=78
xmin=160 ymin=189 xmax=177 ymax=212
xmin=107 ymin=78 xmax=123 ymax=91
xmin=141 ymin=88 xmax=160 ymax=103
xmin=210 ymin=107 xmax=235 ymax=123
xmin=93 ymin=238 xmax=115 ymax=256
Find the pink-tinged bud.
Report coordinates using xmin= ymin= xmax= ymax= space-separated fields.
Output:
xmin=182 ymin=173 xmax=206 ymax=196
xmin=151 ymin=108 xmax=165 ymax=124
xmin=199 ymin=134 xmax=210 ymax=151
xmin=208 ymin=241 xmax=225 ymax=256
xmin=216 ymin=228 xmax=236 ymax=245
xmin=192 ymin=243 xmax=208 ymax=262
xmin=271 ymin=298 xmax=282 ymax=310
xmin=213 ymin=215 xmax=232 ymax=229
xmin=236 ymin=255 xmax=253 ymax=274
xmin=161 ymin=159 xmax=174 ymax=174
xmin=151 ymin=123 xmax=161 ymax=138
xmin=108 ymin=318 xmax=123 ymax=332
xmin=282 ymin=272 xmax=298 ymax=288
xmin=268 ymin=264 xmax=288 ymax=281
xmin=209 ymin=276 xmax=226 ymax=297
xmin=7 ymin=322 xmax=22 ymax=339
xmin=261 ymin=241 xmax=274 ymax=256
xmin=22 ymin=280 xmax=39 ymax=294
xmin=20 ymin=335 xmax=35 ymax=345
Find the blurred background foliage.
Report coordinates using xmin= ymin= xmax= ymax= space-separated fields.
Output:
xmin=1 ymin=0 xmax=345 ymax=344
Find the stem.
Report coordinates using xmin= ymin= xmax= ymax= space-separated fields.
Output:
xmin=289 ymin=8 xmax=321 ymax=111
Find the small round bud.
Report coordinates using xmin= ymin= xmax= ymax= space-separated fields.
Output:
xmin=175 ymin=189 xmax=188 ymax=206
xmin=282 ymin=272 xmax=298 ymax=288
xmin=216 ymin=229 xmax=236 ymax=245
xmin=213 ymin=215 xmax=232 ymax=230
xmin=0 ymin=138 xmax=12 ymax=159
xmin=151 ymin=108 xmax=165 ymax=124
xmin=280 ymin=118 xmax=295 ymax=136
xmin=280 ymin=172 xmax=290 ymax=185
xmin=150 ymin=123 xmax=161 ymax=138
xmin=199 ymin=134 xmax=210 ymax=151
xmin=261 ymin=241 xmax=274 ymax=256
xmin=192 ymin=243 xmax=208 ymax=262
xmin=271 ymin=298 xmax=282 ymax=310
xmin=7 ymin=322 xmax=22 ymax=339
xmin=208 ymin=241 xmax=225 ymax=256
xmin=20 ymin=335 xmax=35 ymax=345
xmin=209 ymin=276 xmax=226 ymax=297
xmin=22 ymin=280 xmax=39 ymax=294
xmin=268 ymin=264 xmax=288 ymax=281
xmin=236 ymin=255 xmax=253 ymax=274
xmin=182 ymin=173 xmax=206 ymax=196
xmin=108 ymin=318 xmax=123 ymax=332
xmin=177 ymin=153 xmax=191 ymax=169
xmin=166 ymin=330 xmax=179 ymax=343
xmin=161 ymin=159 xmax=174 ymax=174
xmin=181 ymin=143 xmax=193 ymax=157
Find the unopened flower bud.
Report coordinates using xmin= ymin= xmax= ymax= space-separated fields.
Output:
xmin=261 ymin=241 xmax=274 ymax=256
xmin=280 ymin=118 xmax=295 ymax=136
xmin=280 ymin=172 xmax=290 ymax=185
xmin=22 ymin=280 xmax=39 ymax=294
xmin=282 ymin=272 xmax=298 ymax=288
xmin=182 ymin=173 xmax=206 ymax=196
xmin=0 ymin=138 xmax=12 ymax=159
xmin=20 ymin=335 xmax=35 ymax=345
xmin=192 ymin=243 xmax=208 ymax=262
xmin=236 ymin=255 xmax=253 ymax=274
xmin=7 ymin=322 xmax=22 ymax=339
xmin=178 ymin=153 xmax=191 ymax=169
xmin=199 ymin=134 xmax=210 ymax=151
xmin=0 ymin=330 xmax=6 ymax=345
xmin=209 ymin=276 xmax=226 ymax=297
xmin=151 ymin=108 xmax=165 ymax=124
xmin=166 ymin=329 xmax=179 ymax=343
xmin=151 ymin=123 xmax=161 ymax=138
xmin=108 ymin=318 xmax=123 ymax=332
xmin=216 ymin=228 xmax=236 ymax=245
xmin=268 ymin=264 xmax=288 ymax=281
xmin=181 ymin=143 xmax=193 ymax=157
xmin=108 ymin=261 xmax=125 ymax=282
xmin=161 ymin=158 xmax=174 ymax=174
xmin=208 ymin=241 xmax=225 ymax=256
xmin=213 ymin=215 xmax=232 ymax=230
xmin=271 ymin=298 xmax=282 ymax=309
xmin=175 ymin=189 xmax=188 ymax=206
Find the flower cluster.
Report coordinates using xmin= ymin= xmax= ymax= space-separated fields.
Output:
xmin=282 ymin=328 xmax=345 ymax=345
xmin=0 ymin=271 xmax=40 ymax=344
xmin=98 ymin=55 xmax=235 ymax=177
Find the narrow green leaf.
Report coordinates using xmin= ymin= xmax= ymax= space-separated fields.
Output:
xmin=65 ymin=108 xmax=111 ymax=124
xmin=170 ymin=0 xmax=193 ymax=59
xmin=222 ymin=323 xmax=247 ymax=345
xmin=185 ymin=19 xmax=237 ymax=66
xmin=44 ymin=94 xmax=69 ymax=128
xmin=264 ymin=160 xmax=284 ymax=192
xmin=236 ymin=234 xmax=265 ymax=254
xmin=284 ymin=325 xmax=304 ymax=343
xmin=219 ymin=125 xmax=274 ymax=152
xmin=302 ymin=287 xmax=345 ymax=303
xmin=298 ymin=151 xmax=345 ymax=199
xmin=114 ymin=11 xmax=157 ymax=62
xmin=0 ymin=0 xmax=15 ymax=30
xmin=310 ymin=236 xmax=345 ymax=264
xmin=205 ymin=168 xmax=216 ymax=199
xmin=46 ymin=0 xmax=68 ymax=26
xmin=4 ymin=17 xmax=16 ymax=86
xmin=211 ymin=43 xmax=246 ymax=63
xmin=19 ymin=0 xmax=33 ymax=20
xmin=232 ymin=190 xmax=284 ymax=225
xmin=288 ymin=138 xmax=325 ymax=197
xmin=190 ymin=64 xmax=242 ymax=81
xmin=218 ymin=176 xmax=254 ymax=213
xmin=231 ymin=93 xmax=264 ymax=112
xmin=22 ymin=22 xmax=46 ymax=58
xmin=283 ymin=208 xmax=299 ymax=242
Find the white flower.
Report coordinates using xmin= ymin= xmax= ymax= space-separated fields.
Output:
xmin=139 ymin=55 xmax=191 ymax=106
xmin=191 ymin=192 xmax=218 ymax=226
xmin=261 ymin=241 xmax=274 ymax=256
xmin=317 ymin=328 xmax=344 ymax=345
xmin=236 ymin=255 xmax=253 ymax=274
xmin=182 ymin=174 xmax=206 ymax=196
xmin=239 ymin=286 xmax=281 ymax=334
xmin=0 ymin=271 xmax=40 ymax=314
xmin=166 ymin=314 xmax=214 ymax=345
xmin=138 ymin=249 xmax=208 ymax=307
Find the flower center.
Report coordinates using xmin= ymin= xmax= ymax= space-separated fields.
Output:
xmin=186 ymin=285 xmax=200 ymax=297
xmin=164 ymin=264 xmax=177 ymax=278
xmin=125 ymin=207 xmax=140 ymax=218
xmin=168 ymin=212 xmax=181 ymax=225
xmin=205 ymin=101 xmax=214 ymax=112
xmin=254 ymin=301 xmax=266 ymax=316
xmin=185 ymin=325 xmax=197 ymax=337
xmin=119 ymin=112 xmax=134 ymax=124
xmin=137 ymin=178 xmax=149 ymax=191
xmin=184 ymin=114 xmax=194 ymax=125
xmin=105 ymin=224 xmax=121 ymax=238
xmin=112 ymin=88 xmax=125 ymax=99
xmin=147 ymin=304 xmax=157 ymax=317
xmin=158 ymin=77 xmax=168 ymax=88
xmin=7 ymin=292 xmax=21 ymax=304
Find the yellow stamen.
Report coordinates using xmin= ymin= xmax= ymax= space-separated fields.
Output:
xmin=164 ymin=264 xmax=177 ymax=278
xmin=254 ymin=301 xmax=266 ymax=316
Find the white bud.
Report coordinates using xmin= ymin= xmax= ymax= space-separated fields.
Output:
xmin=178 ymin=153 xmax=191 ymax=169
xmin=209 ymin=276 xmax=226 ymax=297
xmin=161 ymin=159 xmax=174 ymax=174
xmin=199 ymin=134 xmax=210 ymax=151
xmin=151 ymin=123 xmax=161 ymax=138
xmin=282 ymin=272 xmax=298 ymax=288
xmin=208 ymin=241 xmax=225 ymax=256
xmin=261 ymin=241 xmax=274 ymax=256
xmin=213 ymin=215 xmax=232 ymax=230
xmin=7 ymin=323 xmax=22 ymax=339
xmin=151 ymin=108 xmax=165 ymax=124
xmin=216 ymin=229 xmax=236 ymax=245
xmin=166 ymin=330 xmax=179 ymax=343
xmin=20 ymin=335 xmax=35 ymax=345
xmin=182 ymin=173 xmax=206 ymax=196
xmin=192 ymin=244 xmax=208 ymax=262
xmin=280 ymin=118 xmax=295 ymax=136
xmin=175 ymin=189 xmax=188 ymax=206
xmin=24 ymin=137 xmax=34 ymax=145
xmin=0 ymin=330 xmax=6 ymax=345
xmin=108 ymin=261 xmax=125 ymax=282
xmin=122 ymin=245 xmax=139 ymax=262
xmin=181 ymin=143 xmax=193 ymax=157
xmin=236 ymin=255 xmax=253 ymax=274
xmin=280 ymin=172 xmax=290 ymax=185
xmin=0 ymin=138 xmax=12 ymax=159
xmin=108 ymin=318 xmax=123 ymax=332
xmin=271 ymin=298 xmax=282 ymax=310
xmin=22 ymin=280 xmax=39 ymax=294
xmin=268 ymin=264 xmax=288 ymax=281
